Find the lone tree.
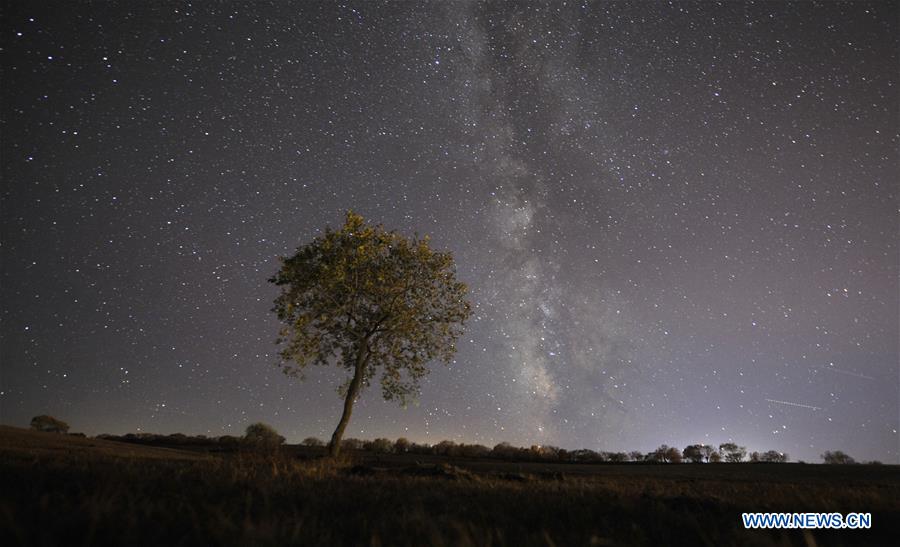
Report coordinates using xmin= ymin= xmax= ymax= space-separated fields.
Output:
xmin=30 ymin=415 xmax=69 ymax=434
xmin=270 ymin=211 xmax=471 ymax=456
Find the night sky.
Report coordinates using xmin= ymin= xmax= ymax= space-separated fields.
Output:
xmin=2 ymin=1 xmax=897 ymax=463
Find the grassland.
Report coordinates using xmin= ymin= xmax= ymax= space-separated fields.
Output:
xmin=1 ymin=426 xmax=897 ymax=546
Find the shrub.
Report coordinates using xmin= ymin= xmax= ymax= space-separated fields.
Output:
xmin=571 ymin=449 xmax=601 ymax=462
xmin=433 ymin=440 xmax=458 ymax=456
xmin=366 ymin=438 xmax=394 ymax=454
xmin=457 ymin=443 xmax=491 ymax=458
xmin=408 ymin=442 xmax=432 ymax=455
xmin=821 ymin=450 xmax=855 ymax=464
xmin=243 ymin=423 xmax=285 ymax=451
xmin=492 ymin=442 xmax=518 ymax=459
xmin=760 ymin=450 xmax=788 ymax=463
xmin=719 ymin=443 xmax=747 ymax=463
xmin=341 ymin=438 xmax=364 ymax=451
xmin=647 ymin=445 xmax=681 ymax=463
xmin=682 ymin=445 xmax=705 ymax=463
xmin=394 ymin=437 xmax=411 ymax=453
xmin=217 ymin=435 xmax=241 ymax=448
xmin=30 ymin=415 xmax=69 ymax=434
xmin=530 ymin=445 xmax=560 ymax=460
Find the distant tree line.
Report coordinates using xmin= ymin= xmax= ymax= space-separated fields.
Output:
xmin=95 ymin=432 xmax=243 ymax=448
xmin=299 ymin=437 xmax=883 ymax=465
xmin=301 ymin=437 xmax=799 ymax=464
xmin=94 ymin=422 xmax=285 ymax=452
xmin=30 ymin=415 xmax=879 ymax=464
xmin=324 ymin=439 xmax=797 ymax=464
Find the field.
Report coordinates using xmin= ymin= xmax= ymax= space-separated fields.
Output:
xmin=1 ymin=427 xmax=897 ymax=546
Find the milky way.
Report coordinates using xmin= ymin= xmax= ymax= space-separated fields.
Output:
xmin=2 ymin=2 xmax=897 ymax=463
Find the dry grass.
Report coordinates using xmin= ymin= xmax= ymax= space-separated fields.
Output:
xmin=1 ymin=426 xmax=897 ymax=546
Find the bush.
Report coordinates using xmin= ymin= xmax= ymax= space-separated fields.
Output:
xmin=719 ymin=443 xmax=746 ymax=463
xmin=302 ymin=437 xmax=325 ymax=447
xmin=682 ymin=445 xmax=705 ymax=463
xmin=394 ymin=437 xmax=411 ymax=453
xmin=243 ymin=423 xmax=285 ymax=451
xmin=217 ymin=435 xmax=241 ymax=448
xmin=408 ymin=442 xmax=432 ymax=455
xmin=457 ymin=443 xmax=491 ymax=458
xmin=365 ymin=438 xmax=394 ymax=454
xmin=341 ymin=438 xmax=364 ymax=451
xmin=530 ymin=445 xmax=560 ymax=460
xmin=646 ymin=445 xmax=682 ymax=463
xmin=759 ymin=450 xmax=788 ymax=463
xmin=433 ymin=440 xmax=458 ymax=456
xmin=821 ymin=450 xmax=855 ymax=464
xmin=492 ymin=442 xmax=519 ymax=459
xmin=570 ymin=449 xmax=601 ymax=463
xmin=30 ymin=415 xmax=69 ymax=434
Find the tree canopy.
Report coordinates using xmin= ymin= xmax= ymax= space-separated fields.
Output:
xmin=270 ymin=211 xmax=471 ymax=455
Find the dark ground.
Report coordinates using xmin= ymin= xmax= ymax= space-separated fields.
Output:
xmin=1 ymin=426 xmax=897 ymax=546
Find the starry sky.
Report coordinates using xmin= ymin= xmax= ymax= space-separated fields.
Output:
xmin=1 ymin=1 xmax=897 ymax=463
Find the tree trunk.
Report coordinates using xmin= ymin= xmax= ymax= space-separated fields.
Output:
xmin=328 ymin=343 xmax=369 ymax=457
